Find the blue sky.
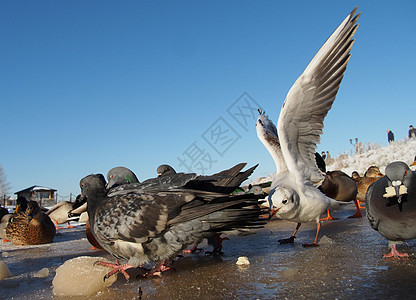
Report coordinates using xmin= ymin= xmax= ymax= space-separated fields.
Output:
xmin=1 ymin=1 xmax=415 ymax=199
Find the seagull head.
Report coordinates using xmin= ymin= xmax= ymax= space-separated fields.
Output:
xmin=256 ymin=109 xmax=278 ymax=140
xmin=268 ymin=186 xmax=299 ymax=219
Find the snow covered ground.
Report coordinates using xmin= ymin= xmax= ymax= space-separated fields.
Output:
xmin=251 ymin=138 xmax=416 ymax=185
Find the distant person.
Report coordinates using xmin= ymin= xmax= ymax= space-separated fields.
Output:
xmin=409 ymin=125 xmax=416 ymax=139
xmin=326 ymin=151 xmax=331 ymax=160
xmin=387 ymin=129 xmax=394 ymax=143
xmin=321 ymin=151 xmax=326 ymax=160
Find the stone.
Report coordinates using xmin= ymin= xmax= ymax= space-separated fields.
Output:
xmin=52 ymin=256 xmax=117 ymax=296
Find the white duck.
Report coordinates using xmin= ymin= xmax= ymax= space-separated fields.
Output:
xmin=257 ymin=8 xmax=360 ymax=247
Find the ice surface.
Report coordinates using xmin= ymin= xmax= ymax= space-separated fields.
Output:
xmin=0 ymin=259 xmax=13 ymax=279
xmin=1 ymin=140 xmax=416 ymax=298
xmin=52 ymin=256 xmax=117 ymax=296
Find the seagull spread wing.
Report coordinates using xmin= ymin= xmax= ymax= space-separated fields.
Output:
xmin=277 ymin=8 xmax=360 ymax=186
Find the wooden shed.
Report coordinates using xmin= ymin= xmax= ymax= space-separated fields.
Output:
xmin=15 ymin=185 xmax=57 ymax=207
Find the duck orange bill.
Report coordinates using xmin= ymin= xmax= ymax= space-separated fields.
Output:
xmin=268 ymin=208 xmax=279 ymax=220
xmin=411 ymin=161 xmax=416 ymax=167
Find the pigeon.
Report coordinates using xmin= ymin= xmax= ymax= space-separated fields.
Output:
xmin=366 ymin=161 xmax=416 ymax=258
xmin=157 ymin=164 xmax=177 ymax=177
xmin=257 ymin=8 xmax=360 ymax=246
xmin=106 ymin=163 xmax=260 ymax=254
xmin=108 ymin=163 xmax=258 ymax=196
xmin=106 ymin=166 xmax=140 ymax=190
xmin=80 ymin=174 xmax=265 ymax=280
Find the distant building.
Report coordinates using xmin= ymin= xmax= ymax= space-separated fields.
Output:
xmin=14 ymin=185 xmax=57 ymax=207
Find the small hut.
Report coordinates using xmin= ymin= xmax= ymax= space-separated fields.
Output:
xmin=15 ymin=185 xmax=57 ymax=207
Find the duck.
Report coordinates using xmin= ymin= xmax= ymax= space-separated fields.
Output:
xmin=1 ymin=197 xmax=29 ymax=242
xmin=46 ymin=195 xmax=86 ymax=229
xmin=257 ymin=8 xmax=360 ymax=246
xmin=366 ymin=161 xmax=416 ymax=258
xmin=6 ymin=200 xmax=56 ymax=245
xmin=319 ymin=170 xmax=359 ymax=220
xmin=353 ymin=166 xmax=384 ymax=208
xmin=0 ymin=206 xmax=11 ymax=241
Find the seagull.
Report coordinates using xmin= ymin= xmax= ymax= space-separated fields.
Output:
xmin=80 ymin=174 xmax=265 ymax=280
xmin=366 ymin=161 xmax=416 ymax=258
xmin=257 ymin=8 xmax=360 ymax=247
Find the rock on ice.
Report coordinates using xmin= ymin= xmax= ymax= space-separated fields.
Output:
xmin=52 ymin=256 xmax=117 ymax=296
xmin=0 ymin=259 xmax=13 ymax=280
xmin=236 ymin=256 xmax=250 ymax=265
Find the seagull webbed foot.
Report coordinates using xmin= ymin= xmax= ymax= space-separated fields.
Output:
xmin=302 ymin=242 xmax=319 ymax=247
xmin=278 ymin=236 xmax=296 ymax=244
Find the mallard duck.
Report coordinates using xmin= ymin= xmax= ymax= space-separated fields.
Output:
xmin=354 ymin=166 xmax=384 ymax=208
xmin=46 ymin=196 xmax=86 ymax=229
xmin=1 ymin=197 xmax=29 ymax=242
xmin=319 ymin=170 xmax=359 ymax=220
xmin=6 ymin=200 xmax=56 ymax=245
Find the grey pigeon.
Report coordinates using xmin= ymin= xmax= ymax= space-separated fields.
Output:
xmin=106 ymin=166 xmax=140 ymax=189
xmin=157 ymin=164 xmax=177 ymax=177
xmin=106 ymin=163 xmax=261 ymax=254
xmin=81 ymin=174 xmax=265 ymax=280
xmin=366 ymin=161 xmax=416 ymax=258
xmin=108 ymin=163 xmax=258 ymax=196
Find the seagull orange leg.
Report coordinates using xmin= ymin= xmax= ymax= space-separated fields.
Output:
xmin=278 ymin=223 xmax=301 ymax=244
xmin=302 ymin=221 xmax=321 ymax=247
xmin=320 ymin=209 xmax=338 ymax=221
xmin=357 ymin=199 xmax=365 ymax=209
xmin=348 ymin=200 xmax=363 ymax=218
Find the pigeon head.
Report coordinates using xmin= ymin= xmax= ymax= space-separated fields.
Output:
xmin=106 ymin=167 xmax=139 ymax=190
xmin=157 ymin=164 xmax=176 ymax=177
xmin=268 ymin=186 xmax=299 ymax=219
xmin=385 ymin=161 xmax=414 ymax=201
xmin=80 ymin=174 xmax=107 ymax=199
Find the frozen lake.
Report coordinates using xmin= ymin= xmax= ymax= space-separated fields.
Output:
xmin=1 ymin=204 xmax=416 ymax=299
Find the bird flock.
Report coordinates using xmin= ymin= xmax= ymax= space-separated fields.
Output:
xmin=1 ymin=7 xmax=416 ymax=282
